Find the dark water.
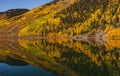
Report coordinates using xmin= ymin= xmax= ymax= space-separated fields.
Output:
xmin=0 ymin=38 xmax=120 ymax=76
xmin=0 ymin=63 xmax=55 ymax=76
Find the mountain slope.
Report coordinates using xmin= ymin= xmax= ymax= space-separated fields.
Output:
xmin=0 ymin=0 xmax=75 ymax=36
xmin=0 ymin=0 xmax=120 ymax=37
xmin=19 ymin=0 xmax=120 ymax=37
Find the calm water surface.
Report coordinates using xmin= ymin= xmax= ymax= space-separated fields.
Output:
xmin=0 ymin=37 xmax=120 ymax=76
xmin=0 ymin=63 xmax=55 ymax=76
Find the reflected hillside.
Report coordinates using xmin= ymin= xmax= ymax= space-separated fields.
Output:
xmin=0 ymin=55 xmax=28 ymax=66
xmin=19 ymin=37 xmax=120 ymax=76
xmin=0 ymin=38 xmax=77 ymax=76
xmin=0 ymin=36 xmax=120 ymax=76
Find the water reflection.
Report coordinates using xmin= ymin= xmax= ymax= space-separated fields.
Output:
xmin=0 ymin=37 xmax=120 ymax=76
xmin=0 ymin=63 xmax=55 ymax=76
xmin=0 ymin=39 xmax=56 ymax=76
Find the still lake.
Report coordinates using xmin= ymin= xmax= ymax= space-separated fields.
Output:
xmin=0 ymin=37 xmax=120 ymax=76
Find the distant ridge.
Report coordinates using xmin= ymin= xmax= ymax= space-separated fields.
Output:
xmin=0 ymin=9 xmax=29 ymax=20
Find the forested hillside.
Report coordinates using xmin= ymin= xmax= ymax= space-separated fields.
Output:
xmin=0 ymin=0 xmax=120 ymax=37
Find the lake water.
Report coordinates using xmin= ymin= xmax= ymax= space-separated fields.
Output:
xmin=0 ymin=37 xmax=120 ymax=76
xmin=0 ymin=63 xmax=55 ymax=76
